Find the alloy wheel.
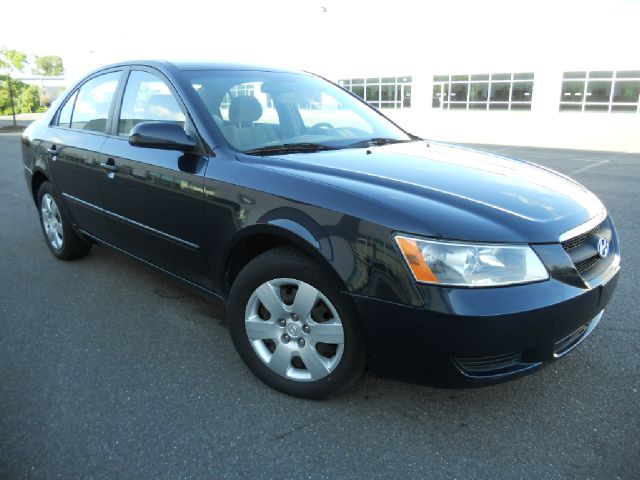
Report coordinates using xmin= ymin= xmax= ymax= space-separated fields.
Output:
xmin=41 ymin=193 xmax=64 ymax=250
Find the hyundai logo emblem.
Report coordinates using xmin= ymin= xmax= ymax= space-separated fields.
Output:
xmin=597 ymin=237 xmax=609 ymax=258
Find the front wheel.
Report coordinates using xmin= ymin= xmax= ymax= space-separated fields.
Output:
xmin=228 ymin=247 xmax=365 ymax=399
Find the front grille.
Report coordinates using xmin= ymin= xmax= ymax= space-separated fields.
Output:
xmin=574 ymin=255 xmax=600 ymax=274
xmin=561 ymin=216 xmax=612 ymax=280
xmin=561 ymin=225 xmax=600 ymax=251
xmin=454 ymin=352 xmax=521 ymax=374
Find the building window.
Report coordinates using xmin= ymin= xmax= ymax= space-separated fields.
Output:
xmin=560 ymin=71 xmax=640 ymax=112
xmin=339 ymin=76 xmax=412 ymax=109
xmin=432 ymin=73 xmax=534 ymax=111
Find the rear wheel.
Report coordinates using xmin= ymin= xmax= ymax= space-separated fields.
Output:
xmin=37 ymin=181 xmax=91 ymax=260
xmin=228 ymin=247 xmax=365 ymax=399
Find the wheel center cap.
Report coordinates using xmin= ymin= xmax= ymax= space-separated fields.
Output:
xmin=286 ymin=323 xmax=300 ymax=337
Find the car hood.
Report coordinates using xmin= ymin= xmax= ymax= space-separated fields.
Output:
xmin=249 ymin=141 xmax=605 ymax=243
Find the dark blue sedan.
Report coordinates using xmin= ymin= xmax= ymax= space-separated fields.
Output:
xmin=21 ymin=61 xmax=620 ymax=398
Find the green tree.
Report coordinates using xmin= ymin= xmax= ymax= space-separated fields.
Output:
xmin=0 ymin=79 xmax=42 ymax=115
xmin=33 ymin=55 xmax=64 ymax=76
xmin=0 ymin=79 xmax=11 ymax=114
xmin=16 ymin=84 xmax=41 ymax=113
xmin=0 ymin=48 xmax=28 ymax=125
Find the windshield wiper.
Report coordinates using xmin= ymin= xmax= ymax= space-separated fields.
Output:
xmin=345 ymin=138 xmax=413 ymax=148
xmin=243 ymin=143 xmax=340 ymax=156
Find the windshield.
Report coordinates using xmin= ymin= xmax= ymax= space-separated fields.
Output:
xmin=184 ymin=69 xmax=413 ymax=154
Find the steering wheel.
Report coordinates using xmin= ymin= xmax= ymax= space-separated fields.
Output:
xmin=307 ymin=122 xmax=334 ymax=135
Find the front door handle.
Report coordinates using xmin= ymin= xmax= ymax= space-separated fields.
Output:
xmin=100 ymin=161 xmax=118 ymax=172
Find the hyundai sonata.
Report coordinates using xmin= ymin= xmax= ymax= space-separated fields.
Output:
xmin=21 ymin=61 xmax=620 ymax=398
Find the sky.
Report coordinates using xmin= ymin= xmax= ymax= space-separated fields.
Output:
xmin=2 ymin=0 xmax=639 ymax=82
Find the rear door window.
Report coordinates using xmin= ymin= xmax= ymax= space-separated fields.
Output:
xmin=70 ymin=72 xmax=120 ymax=133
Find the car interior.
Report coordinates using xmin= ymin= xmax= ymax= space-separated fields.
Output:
xmin=192 ymin=76 xmax=375 ymax=152
xmin=222 ymin=95 xmax=280 ymax=149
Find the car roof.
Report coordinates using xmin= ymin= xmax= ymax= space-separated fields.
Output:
xmin=173 ymin=61 xmax=303 ymax=74
xmin=94 ymin=59 xmax=305 ymax=75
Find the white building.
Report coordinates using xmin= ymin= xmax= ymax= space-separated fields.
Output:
xmin=7 ymin=1 xmax=635 ymax=152
xmin=333 ymin=66 xmax=639 ymax=153
xmin=317 ymin=1 xmax=639 ymax=153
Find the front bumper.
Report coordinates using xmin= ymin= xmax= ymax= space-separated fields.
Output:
xmin=349 ymin=260 xmax=619 ymax=386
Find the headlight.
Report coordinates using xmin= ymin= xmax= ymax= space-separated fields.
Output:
xmin=395 ymin=235 xmax=549 ymax=287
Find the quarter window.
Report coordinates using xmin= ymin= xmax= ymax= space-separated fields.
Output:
xmin=56 ymin=90 xmax=77 ymax=128
xmin=560 ymin=71 xmax=640 ymax=113
xmin=70 ymin=72 xmax=120 ymax=132
xmin=432 ymin=73 xmax=534 ymax=111
xmin=118 ymin=70 xmax=186 ymax=137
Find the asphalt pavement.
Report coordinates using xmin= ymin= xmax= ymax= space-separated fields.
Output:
xmin=1 ymin=133 xmax=638 ymax=479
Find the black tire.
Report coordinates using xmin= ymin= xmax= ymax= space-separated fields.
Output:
xmin=37 ymin=181 xmax=92 ymax=261
xmin=228 ymin=247 xmax=366 ymax=399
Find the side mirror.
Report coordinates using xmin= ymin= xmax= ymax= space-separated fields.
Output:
xmin=129 ymin=121 xmax=197 ymax=152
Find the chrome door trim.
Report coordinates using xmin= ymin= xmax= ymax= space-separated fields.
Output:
xmin=61 ymin=192 xmax=200 ymax=251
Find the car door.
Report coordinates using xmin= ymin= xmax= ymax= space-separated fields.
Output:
xmin=99 ymin=68 xmax=211 ymax=289
xmin=46 ymin=70 xmax=123 ymax=239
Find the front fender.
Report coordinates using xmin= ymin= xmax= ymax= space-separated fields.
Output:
xmin=220 ymin=216 xmax=338 ymax=292
xmin=259 ymin=207 xmax=332 ymax=257
xmin=217 ymin=211 xmax=423 ymax=308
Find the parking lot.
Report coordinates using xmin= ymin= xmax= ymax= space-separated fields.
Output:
xmin=1 ymin=132 xmax=638 ymax=479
